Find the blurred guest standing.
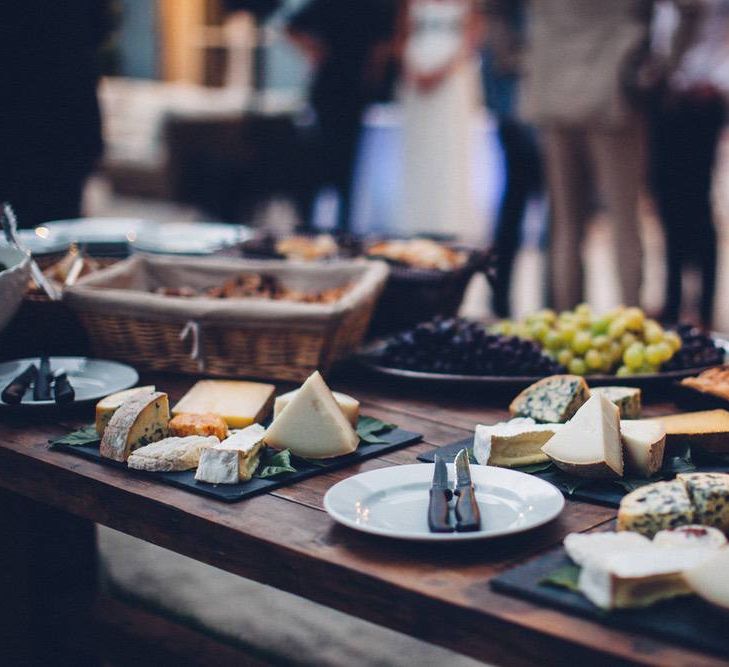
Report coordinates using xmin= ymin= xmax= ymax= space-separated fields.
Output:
xmin=399 ymin=0 xmax=483 ymax=239
xmin=482 ymin=0 xmax=545 ymax=317
xmin=521 ymin=0 xmax=653 ymax=310
xmin=648 ymin=0 xmax=729 ymax=327
xmin=0 ymin=2 xmax=111 ymax=229
xmin=287 ymin=0 xmax=397 ymax=232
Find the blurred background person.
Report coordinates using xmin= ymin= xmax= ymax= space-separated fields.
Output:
xmin=521 ymin=0 xmax=653 ymax=311
xmin=398 ymin=0 xmax=484 ymax=240
xmin=0 ymin=1 xmax=113 ymax=229
xmin=286 ymin=0 xmax=398 ymax=232
xmin=647 ymin=0 xmax=729 ymax=328
xmin=482 ymin=0 xmax=546 ymax=317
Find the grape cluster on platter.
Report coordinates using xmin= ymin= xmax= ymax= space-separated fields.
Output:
xmin=491 ymin=305 xmax=724 ymax=376
xmin=377 ymin=317 xmax=565 ymax=376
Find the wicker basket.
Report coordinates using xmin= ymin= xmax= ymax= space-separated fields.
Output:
xmin=63 ymin=255 xmax=388 ymax=381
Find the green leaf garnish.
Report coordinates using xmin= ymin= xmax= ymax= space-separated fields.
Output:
xmin=356 ymin=416 xmax=396 ymax=444
xmin=541 ymin=564 xmax=581 ymax=591
xmin=516 ymin=461 xmax=555 ymax=474
xmin=51 ymin=425 xmax=99 ymax=447
xmin=255 ymin=449 xmax=297 ymax=478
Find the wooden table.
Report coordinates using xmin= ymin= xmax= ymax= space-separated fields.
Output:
xmin=0 ymin=370 xmax=725 ymax=666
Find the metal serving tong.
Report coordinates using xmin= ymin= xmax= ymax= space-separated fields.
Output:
xmin=0 ymin=202 xmax=60 ymax=300
xmin=428 ymin=450 xmax=482 ymax=533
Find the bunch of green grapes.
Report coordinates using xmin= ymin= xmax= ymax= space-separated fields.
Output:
xmin=491 ymin=304 xmax=682 ymax=376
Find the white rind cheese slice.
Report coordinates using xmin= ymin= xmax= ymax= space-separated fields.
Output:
xmin=274 ymin=389 xmax=360 ymax=427
xmin=591 ymin=386 xmax=642 ymax=419
xmin=509 ymin=375 xmax=590 ymax=423
xmin=677 ymin=472 xmax=729 ymax=533
xmin=100 ymin=391 xmax=170 ymax=462
xmin=474 ymin=418 xmax=559 ymax=467
xmin=541 ymin=393 xmax=623 ymax=478
xmin=127 ymin=435 xmax=216 ymax=472
xmin=564 ymin=532 xmax=651 ymax=567
xmin=618 ymin=480 xmax=694 ymax=537
xmin=195 ymin=424 xmax=266 ymax=484
xmin=620 ymin=419 xmax=666 ymax=478
xmin=95 ymin=385 xmax=156 ymax=436
xmin=653 ymin=525 xmax=727 ymax=549
xmin=684 ymin=547 xmax=729 ymax=610
xmin=264 ymin=371 xmax=359 ymax=459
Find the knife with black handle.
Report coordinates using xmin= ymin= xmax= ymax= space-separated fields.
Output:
xmin=428 ymin=454 xmax=453 ymax=533
xmin=1 ymin=363 xmax=37 ymax=404
xmin=454 ymin=449 xmax=481 ymax=532
xmin=53 ymin=370 xmax=75 ymax=405
xmin=33 ymin=356 xmax=52 ymax=401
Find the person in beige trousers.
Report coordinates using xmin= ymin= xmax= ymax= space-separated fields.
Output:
xmin=520 ymin=0 xmax=653 ymax=310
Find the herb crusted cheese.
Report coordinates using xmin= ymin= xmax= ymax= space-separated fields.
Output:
xmin=509 ymin=375 xmax=590 ymax=424
xmin=617 ymin=480 xmax=694 ymax=537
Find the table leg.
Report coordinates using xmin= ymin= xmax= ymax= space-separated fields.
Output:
xmin=0 ymin=490 xmax=99 ymax=665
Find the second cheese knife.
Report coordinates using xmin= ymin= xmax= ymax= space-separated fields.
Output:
xmin=454 ymin=449 xmax=481 ymax=532
xmin=428 ymin=454 xmax=453 ymax=533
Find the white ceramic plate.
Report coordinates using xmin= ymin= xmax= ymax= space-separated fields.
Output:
xmin=130 ymin=222 xmax=252 ymax=255
xmin=324 ymin=463 xmax=564 ymax=542
xmin=0 ymin=357 xmax=139 ymax=408
xmin=40 ymin=218 xmax=152 ymax=245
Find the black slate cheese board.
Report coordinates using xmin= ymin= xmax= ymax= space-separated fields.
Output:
xmin=491 ymin=547 xmax=729 ymax=658
xmin=52 ymin=418 xmax=422 ymax=503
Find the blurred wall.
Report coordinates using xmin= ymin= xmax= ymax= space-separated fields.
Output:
xmin=118 ymin=0 xmax=159 ymax=79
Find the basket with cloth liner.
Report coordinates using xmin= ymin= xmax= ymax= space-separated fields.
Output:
xmin=63 ymin=255 xmax=389 ymax=381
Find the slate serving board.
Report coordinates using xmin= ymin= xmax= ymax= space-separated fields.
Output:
xmin=418 ymin=438 xmax=729 ymax=508
xmin=52 ymin=418 xmax=422 ymax=503
xmin=490 ymin=547 xmax=729 ymax=658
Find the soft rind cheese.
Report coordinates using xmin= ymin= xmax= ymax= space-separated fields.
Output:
xmin=618 ymin=480 xmax=694 ymax=537
xmin=172 ymin=380 xmax=275 ymax=428
xmin=653 ymin=525 xmax=727 ymax=549
xmin=264 ymin=371 xmax=359 ymax=459
xmin=564 ymin=532 xmax=651 ymax=567
xmin=677 ymin=472 xmax=729 ymax=533
xmin=95 ymin=385 xmax=156 ymax=436
xmin=195 ymin=424 xmax=266 ymax=484
xmin=684 ymin=547 xmax=729 ymax=610
xmin=274 ymin=389 xmax=360 ymax=427
xmin=127 ymin=435 xmax=216 ymax=472
xmin=591 ymin=386 xmax=642 ymax=419
xmin=473 ymin=418 xmax=559 ymax=467
xmin=509 ymin=375 xmax=590 ymax=423
xmin=620 ymin=419 xmax=666 ymax=478
xmin=100 ymin=391 xmax=170 ymax=462
xmin=540 ymin=394 xmax=623 ymax=478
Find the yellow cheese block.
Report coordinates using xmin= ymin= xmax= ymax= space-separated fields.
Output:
xmin=172 ymin=380 xmax=275 ymax=428
xmin=95 ymin=385 xmax=156 ymax=436
xmin=650 ymin=410 xmax=729 ymax=453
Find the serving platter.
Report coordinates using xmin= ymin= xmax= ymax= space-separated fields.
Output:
xmin=357 ymin=334 xmax=729 ymax=389
xmin=323 ymin=463 xmax=564 ymax=541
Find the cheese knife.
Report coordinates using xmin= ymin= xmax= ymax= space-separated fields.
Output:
xmin=428 ymin=454 xmax=453 ymax=533
xmin=1 ymin=363 xmax=37 ymax=404
xmin=52 ymin=369 xmax=75 ymax=405
xmin=33 ymin=355 xmax=52 ymax=401
xmin=454 ymin=449 xmax=481 ymax=532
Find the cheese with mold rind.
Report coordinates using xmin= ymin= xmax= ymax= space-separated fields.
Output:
xmin=95 ymin=385 xmax=156 ymax=436
xmin=195 ymin=424 xmax=266 ymax=484
xmin=509 ymin=375 xmax=590 ymax=424
xmin=474 ymin=418 xmax=558 ymax=467
xmin=127 ymin=435 xmax=216 ymax=472
xmin=618 ymin=480 xmax=694 ymax=537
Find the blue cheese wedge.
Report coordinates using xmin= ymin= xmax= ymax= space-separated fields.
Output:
xmin=473 ymin=418 xmax=559 ymax=467
xmin=618 ymin=480 xmax=694 ymax=537
xmin=677 ymin=473 xmax=729 ymax=533
xmin=591 ymin=386 xmax=642 ymax=419
xmin=195 ymin=424 xmax=266 ymax=484
xmin=509 ymin=375 xmax=590 ymax=423
xmin=100 ymin=391 xmax=170 ymax=462
xmin=127 ymin=435 xmax=216 ymax=472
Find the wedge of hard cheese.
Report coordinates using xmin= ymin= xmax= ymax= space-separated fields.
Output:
xmin=264 ymin=371 xmax=359 ymax=459
xmin=127 ymin=435 xmax=216 ymax=472
xmin=274 ymin=389 xmax=360 ymax=427
xmin=172 ymin=380 xmax=275 ymax=428
xmin=649 ymin=409 xmax=729 ymax=453
xmin=620 ymin=419 xmax=666 ymax=477
xmin=100 ymin=391 xmax=170 ymax=462
xmin=541 ymin=393 xmax=623 ymax=478
xmin=195 ymin=424 xmax=266 ymax=484
xmin=473 ymin=418 xmax=558 ymax=467
xmin=95 ymin=385 xmax=156 ymax=436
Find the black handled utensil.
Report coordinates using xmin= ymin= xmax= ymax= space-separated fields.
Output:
xmin=33 ymin=356 xmax=52 ymax=401
xmin=1 ymin=363 xmax=37 ymax=404
xmin=428 ymin=454 xmax=453 ymax=533
xmin=53 ymin=370 xmax=75 ymax=405
xmin=454 ymin=449 xmax=481 ymax=532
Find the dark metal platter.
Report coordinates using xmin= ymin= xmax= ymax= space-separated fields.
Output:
xmin=356 ymin=334 xmax=729 ymax=389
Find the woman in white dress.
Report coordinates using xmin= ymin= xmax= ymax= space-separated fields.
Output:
xmin=399 ymin=0 xmax=483 ymax=240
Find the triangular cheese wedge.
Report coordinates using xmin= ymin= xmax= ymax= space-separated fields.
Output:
xmin=541 ymin=393 xmax=623 ymax=477
xmin=274 ymin=389 xmax=360 ymax=426
xmin=264 ymin=371 xmax=359 ymax=459
xmin=620 ymin=419 xmax=666 ymax=477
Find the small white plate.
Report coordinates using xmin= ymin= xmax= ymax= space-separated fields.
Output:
xmin=324 ymin=464 xmax=564 ymax=542
xmin=0 ymin=357 xmax=139 ymax=408
xmin=130 ymin=222 xmax=252 ymax=255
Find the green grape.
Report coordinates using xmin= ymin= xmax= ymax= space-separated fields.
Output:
xmin=575 ymin=303 xmax=591 ymax=317
xmin=608 ymin=317 xmax=628 ymax=339
xmin=557 ymin=349 xmax=573 ymax=366
xmin=609 ymin=341 xmax=623 ymax=363
xmin=644 ymin=344 xmax=664 ymax=366
xmin=664 ymin=331 xmax=682 ymax=352
xmin=544 ymin=330 xmax=564 ymax=350
xmin=637 ymin=363 xmax=660 ymax=375
xmin=585 ymin=349 xmax=603 ymax=371
xmin=623 ymin=342 xmax=646 ymax=370
xmin=623 ymin=307 xmax=645 ymax=331
xmin=571 ymin=330 xmax=592 ymax=355
xmin=655 ymin=341 xmax=673 ymax=363
xmin=559 ymin=322 xmax=577 ymax=343
xmin=528 ymin=321 xmax=550 ymax=343
xmin=568 ymin=357 xmax=587 ymax=375
xmin=537 ymin=309 xmax=557 ymax=325
xmin=644 ymin=320 xmax=664 ymax=344
xmin=620 ymin=332 xmax=638 ymax=349
xmin=616 ymin=365 xmax=632 ymax=377
xmin=592 ymin=335 xmax=610 ymax=350
xmin=494 ymin=320 xmax=513 ymax=335
xmin=591 ymin=316 xmax=611 ymax=336
xmin=601 ymin=352 xmax=614 ymax=373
